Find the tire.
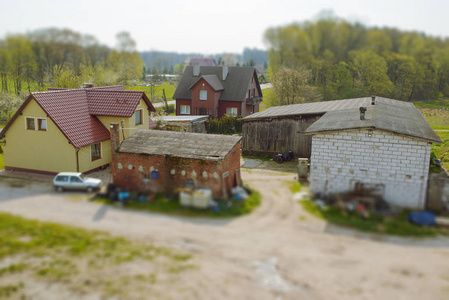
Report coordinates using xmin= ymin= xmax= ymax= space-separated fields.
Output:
xmin=55 ymin=186 xmax=64 ymax=192
xmin=86 ymin=186 xmax=94 ymax=193
xmin=284 ymin=155 xmax=291 ymax=162
xmin=275 ymin=156 xmax=284 ymax=163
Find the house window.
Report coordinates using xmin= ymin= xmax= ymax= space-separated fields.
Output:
xmin=180 ymin=105 xmax=190 ymax=114
xmin=246 ymin=91 xmax=249 ymax=99
xmin=26 ymin=117 xmax=35 ymax=130
xmin=251 ymin=89 xmax=255 ymax=98
xmin=37 ymin=118 xmax=47 ymax=131
xmin=199 ymin=107 xmax=207 ymax=115
xmin=226 ymin=107 xmax=238 ymax=116
xmin=135 ymin=109 xmax=143 ymax=125
xmin=91 ymin=143 xmax=101 ymax=161
xmin=199 ymin=90 xmax=207 ymax=100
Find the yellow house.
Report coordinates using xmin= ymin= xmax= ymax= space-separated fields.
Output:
xmin=0 ymin=85 xmax=156 ymax=175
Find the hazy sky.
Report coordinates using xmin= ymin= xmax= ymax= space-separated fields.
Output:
xmin=1 ymin=0 xmax=448 ymax=54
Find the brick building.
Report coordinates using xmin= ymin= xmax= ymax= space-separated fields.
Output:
xmin=110 ymin=124 xmax=242 ymax=199
xmin=173 ymin=66 xmax=262 ymax=118
xmin=306 ymin=102 xmax=441 ymax=209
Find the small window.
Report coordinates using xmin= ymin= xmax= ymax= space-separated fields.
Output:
xmin=199 ymin=90 xmax=207 ymax=100
xmin=199 ymin=107 xmax=207 ymax=115
xmin=26 ymin=117 xmax=35 ymax=130
xmin=91 ymin=143 xmax=101 ymax=161
xmin=135 ymin=109 xmax=143 ymax=125
xmin=180 ymin=105 xmax=190 ymax=115
xmin=226 ymin=107 xmax=238 ymax=116
xmin=38 ymin=118 xmax=47 ymax=131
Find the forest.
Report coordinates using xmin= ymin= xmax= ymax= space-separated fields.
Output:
xmin=264 ymin=17 xmax=449 ymax=101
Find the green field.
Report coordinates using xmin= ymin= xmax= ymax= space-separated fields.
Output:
xmin=127 ymin=82 xmax=176 ymax=100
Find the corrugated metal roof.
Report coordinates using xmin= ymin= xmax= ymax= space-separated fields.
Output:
xmin=305 ymin=102 xmax=441 ymax=143
xmin=243 ymin=97 xmax=414 ymax=120
xmin=173 ymin=66 xmax=260 ymax=102
xmin=118 ymin=130 xmax=241 ymax=160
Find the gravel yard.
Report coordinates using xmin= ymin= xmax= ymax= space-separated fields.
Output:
xmin=0 ymin=159 xmax=449 ymax=299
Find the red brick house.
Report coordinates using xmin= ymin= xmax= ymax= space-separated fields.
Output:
xmin=110 ymin=124 xmax=242 ymax=199
xmin=173 ymin=66 xmax=262 ymax=118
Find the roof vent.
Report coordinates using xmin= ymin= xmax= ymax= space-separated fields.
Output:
xmin=371 ymin=96 xmax=376 ymax=105
xmin=222 ymin=66 xmax=229 ymax=81
xmin=83 ymin=83 xmax=94 ymax=89
xmin=193 ymin=65 xmax=200 ymax=76
xmin=359 ymin=107 xmax=367 ymax=120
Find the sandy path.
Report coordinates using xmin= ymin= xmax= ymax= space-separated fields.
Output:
xmin=0 ymin=162 xmax=449 ymax=300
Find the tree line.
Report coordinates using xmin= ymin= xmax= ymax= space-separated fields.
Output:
xmin=265 ymin=17 xmax=449 ymax=103
xmin=0 ymin=28 xmax=144 ymax=96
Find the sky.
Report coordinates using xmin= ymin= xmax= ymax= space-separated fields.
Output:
xmin=1 ymin=0 xmax=448 ymax=54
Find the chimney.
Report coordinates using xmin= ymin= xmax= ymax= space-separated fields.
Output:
xmin=193 ymin=65 xmax=200 ymax=76
xmin=110 ymin=123 xmax=120 ymax=159
xmin=83 ymin=83 xmax=94 ymax=89
xmin=222 ymin=66 xmax=229 ymax=81
xmin=359 ymin=107 xmax=367 ymax=120
xmin=371 ymin=96 xmax=376 ymax=105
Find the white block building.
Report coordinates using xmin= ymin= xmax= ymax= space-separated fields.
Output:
xmin=306 ymin=101 xmax=441 ymax=209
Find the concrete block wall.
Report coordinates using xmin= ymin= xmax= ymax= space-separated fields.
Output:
xmin=309 ymin=129 xmax=431 ymax=208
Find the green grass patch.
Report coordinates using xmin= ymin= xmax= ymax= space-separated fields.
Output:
xmin=97 ymin=189 xmax=261 ymax=218
xmin=127 ymin=82 xmax=176 ymax=99
xmin=0 ymin=263 xmax=27 ymax=277
xmin=420 ymin=108 xmax=449 ymax=130
xmin=413 ymin=98 xmax=449 ymax=109
xmin=432 ymin=131 xmax=449 ymax=169
xmin=0 ymin=153 xmax=4 ymax=170
xmin=287 ymin=181 xmax=302 ymax=194
xmin=241 ymin=151 xmax=273 ymax=161
xmin=0 ymin=282 xmax=24 ymax=298
xmin=299 ymin=200 xmax=448 ymax=237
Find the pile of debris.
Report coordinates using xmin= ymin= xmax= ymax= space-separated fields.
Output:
xmin=313 ymin=182 xmax=391 ymax=219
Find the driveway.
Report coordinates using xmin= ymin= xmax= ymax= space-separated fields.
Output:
xmin=0 ymin=162 xmax=449 ymax=300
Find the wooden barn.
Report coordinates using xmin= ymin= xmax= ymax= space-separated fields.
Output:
xmin=241 ymin=97 xmax=406 ymax=158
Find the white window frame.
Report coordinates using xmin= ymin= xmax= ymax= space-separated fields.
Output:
xmin=226 ymin=107 xmax=238 ymax=116
xmin=90 ymin=142 xmax=102 ymax=161
xmin=25 ymin=117 xmax=35 ymax=130
xmin=135 ymin=109 xmax=143 ymax=126
xmin=180 ymin=105 xmax=191 ymax=115
xmin=199 ymin=90 xmax=207 ymax=100
xmin=37 ymin=118 xmax=47 ymax=131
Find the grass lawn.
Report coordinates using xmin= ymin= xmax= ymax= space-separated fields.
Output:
xmin=98 ymin=189 xmax=261 ymax=218
xmin=126 ymin=82 xmax=176 ymax=100
xmin=413 ymin=98 xmax=449 ymax=109
xmin=299 ymin=200 xmax=448 ymax=237
xmin=0 ymin=212 xmax=195 ymax=299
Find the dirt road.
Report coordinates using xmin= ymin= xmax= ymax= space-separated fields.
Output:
xmin=1 ymin=160 xmax=449 ymax=299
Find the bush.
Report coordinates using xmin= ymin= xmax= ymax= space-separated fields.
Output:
xmin=155 ymin=103 xmax=175 ymax=115
xmin=207 ymin=115 xmax=242 ymax=134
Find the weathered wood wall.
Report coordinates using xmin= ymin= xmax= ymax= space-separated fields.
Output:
xmin=242 ymin=114 xmax=322 ymax=158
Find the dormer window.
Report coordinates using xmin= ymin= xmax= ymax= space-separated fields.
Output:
xmin=199 ymin=90 xmax=207 ymax=100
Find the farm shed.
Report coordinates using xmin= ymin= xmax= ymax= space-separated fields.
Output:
xmin=152 ymin=115 xmax=208 ymax=133
xmin=241 ymin=97 xmax=406 ymax=158
xmin=110 ymin=124 xmax=242 ymax=199
xmin=306 ymin=101 xmax=441 ymax=209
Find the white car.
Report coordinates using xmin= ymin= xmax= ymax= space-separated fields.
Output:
xmin=53 ymin=172 xmax=102 ymax=193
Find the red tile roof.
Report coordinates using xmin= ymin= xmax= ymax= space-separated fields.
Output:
xmin=0 ymin=86 xmax=156 ymax=149
xmin=87 ymin=90 xmax=148 ymax=117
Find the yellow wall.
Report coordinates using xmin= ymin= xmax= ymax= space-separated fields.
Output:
xmin=97 ymin=98 xmax=150 ymax=141
xmin=0 ymin=97 xmax=151 ymax=174
xmin=1 ymin=99 xmax=77 ymax=173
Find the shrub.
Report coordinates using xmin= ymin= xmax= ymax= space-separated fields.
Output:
xmin=207 ymin=115 xmax=242 ymax=134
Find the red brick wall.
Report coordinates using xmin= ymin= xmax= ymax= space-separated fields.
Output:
xmin=218 ymin=101 xmax=241 ymax=118
xmin=111 ymin=141 xmax=242 ymax=200
xmin=176 ymin=99 xmax=192 ymax=115
xmin=191 ymin=78 xmax=217 ymax=116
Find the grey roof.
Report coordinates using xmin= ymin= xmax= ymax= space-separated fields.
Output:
xmin=173 ymin=66 xmax=260 ymax=102
xmin=189 ymin=75 xmax=224 ymax=91
xmin=305 ymin=102 xmax=441 ymax=143
xmin=243 ymin=97 xmax=414 ymax=120
xmin=118 ymin=130 xmax=242 ymax=160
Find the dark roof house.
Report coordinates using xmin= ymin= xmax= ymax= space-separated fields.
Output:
xmin=174 ymin=66 xmax=262 ymax=118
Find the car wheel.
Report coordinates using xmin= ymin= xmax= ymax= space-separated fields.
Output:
xmin=55 ymin=186 xmax=64 ymax=192
xmin=275 ymin=156 xmax=284 ymax=163
xmin=86 ymin=186 xmax=94 ymax=193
